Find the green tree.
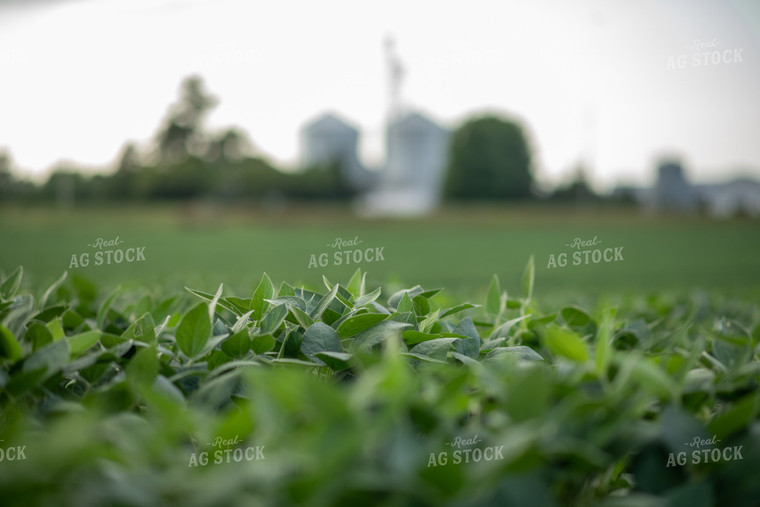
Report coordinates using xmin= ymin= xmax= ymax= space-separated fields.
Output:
xmin=154 ymin=76 xmax=217 ymax=165
xmin=444 ymin=115 xmax=533 ymax=200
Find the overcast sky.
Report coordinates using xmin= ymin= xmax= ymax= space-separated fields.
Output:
xmin=0 ymin=0 xmax=758 ymax=189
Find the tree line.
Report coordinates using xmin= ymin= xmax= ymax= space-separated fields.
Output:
xmin=0 ymin=76 xmax=602 ymax=205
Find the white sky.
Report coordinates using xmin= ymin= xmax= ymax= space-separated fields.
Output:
xmin=0 ymin=0 xmax=758 ymax=190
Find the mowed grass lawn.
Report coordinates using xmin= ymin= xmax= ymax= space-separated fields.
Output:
xmin=1 ymin=203 xmax=759 ymax=304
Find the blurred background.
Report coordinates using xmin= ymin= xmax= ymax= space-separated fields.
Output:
xmin=0 ymin=0 xmax=759 ymax=300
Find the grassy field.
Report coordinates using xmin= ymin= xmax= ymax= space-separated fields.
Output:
xmin=1 ymin=203 xmax=759 ymax=304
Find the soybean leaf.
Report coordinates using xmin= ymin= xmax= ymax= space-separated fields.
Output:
xmin=543 ymin=324 xmax=589 ymax=362
xmin=22 ymin=339 xmax=70 ymax=380
xmin=388 ymin=286 xmax=424 ymax=309
xmin=489 ymin=314 xmax=531 ymax=340
xmin=176 ymin=303 xmax=211 ymax=359
xmin=290 ymin=306 xmax=315 ymax=329
xmin=208 ymin=283 xmax=224 ymax=323
xmin=410 ymin=337 xmax=460 ymax=361
xmin=418 ymin=309 xmax=440 ymax=334
xmin=419 ymin=288 xmax=443 ymax=299
xmin=259 ymin=304 xmax=288 ymax=336
xmin=0 ymin=266 xmax=23 ymax=300
xmin=440 ymin=303 xmax=479 ymax=319
xmin=313 ymin=351 xmax=353 ymax=371
xmin=25 ymin=322 xmax=53 ymax=351
xmin=185 ymin=288 xmax=240 ymax=317
xmin=311 ymin=283 xmax=339 ymax=321
xmin=346 ymin=269 xmax=365 ymax=299
xmin=39 ymin=270 xmax=68 ymax=308
xmin=301 ymin=322 xmax=343 ymax=363
xmin=486 ymin=274 xmax=504 ymax=317
xmin=337 ymin=313 xmax=388 ymax=338
xmin=397 ymin=291 xmax=415 ymax=314
xmin=123 ymin=313 xmax=157 ymax=345
xmin=484 ymin=346 xmax=543 ymax=362
xmin=452 ymin=316 xmax=481 ymax=358
xmin=351 ymin=321 xmax=411 ymax=352
xmin=251 ymin=334 xmax=275 ymax=354
xmin=126 ymin=345 xmax=158 ymax=387
xmin=0 ymin=325 xmax=22 ymax=362
xmin=521 ymin=255 xmax=535 ymax=302
xmin=412 ymin=295 xmax=431 ymax=316
xmin=251 ymin=273 xmax=274 ymax=321
xmin=46 ymin=317 xmax=65 ymax=341
xmin=230 ymin=310 xmax=254 ymax=334
xmin=402 ymin=330 xmax=441 ymax=346
xmin=354 ymin=287 xmax=382 ymax=308
xmin=96 ymin=286 xmax=121 ymax=330
xmin=221 ymin=330 xmax=251 ymax=359
xmin=67 ymin=330 xmax=101 ymax=357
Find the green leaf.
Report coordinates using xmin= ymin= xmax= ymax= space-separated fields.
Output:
xmin=25 ymin=322 xmax=53 ymax=351
xmin=225 ymin=297 xmax=252 ymax=316
xmin=259 ymin=304 xmax=288 ymax=335
xmin=123 ymin=313 xmax=157 ymax=345
xmin=251 ymin=333 xmax=275 ymax=354
xmin=0 ymin=266 xmax=23 ymax=300
xmin=412 ymin=295 xmax=431 ymax=316
xmin=126 ymin=345 xmax=158 ymax=387
xmin=402 ymin=330 xmax=442 ymax=346
xmin=208 ymin=283 xmax=224 ymax=323
xmin=0 ymin=325 xmax=22 ymax=362
xmin=351 ymin=321 xmax=411 ymax=351
xmin=186 ymin=288 xmax=240 ymax=316
xmin=176 ymin=303 xmax=212 ymax=358
xmin=521 ymin=255 xmax=535 ymax=302
xmin=96 ymin=286 xmax=121 ymax=330
xmin=595 ymin=309 xmax=615 ymax=377
xmin=397 ymin=291 xmax=415 ymax=314
xmin=708 ymin=392 xmax=760 ymax=439
xmin=410 ymin=337 xmax=460 ymax=361
xmin=543 ymin=324 xmax=589 ymax=362
xmin=486 ymin=274 xmax=501 ymax=316
xmin=560 ymin=306 xmax=597 ymax=336
xmin=354 ymin=287 xmax=382 ymax=308
xmin=230 ymin=310 xmax=254 ymax=334
xmin=388 ymin=286 xmax=423 ymax=309
xmin=484 ymin=346 xmax=543 ymax=362
xmin=313 ymin=351 xmax=353 ymax=371
xmin=39 ymin=270 xmax=67 ymax=308
xmin=489 ymin=314 xmax=531 ymax=340
xmin=346 ymin=269 xmax=365 ymax=298
xmin=451 ymin=316 xmax=481 ymax=358
xmin=628 ymin=356 xmax=678 ymax=401
xmin=46 ymin=317 xmax=65 ymax=341
xmin=221 ymin=330 xmax=251 ymax=359
xmin=23 ymin=339 xmax=70 ymax=380
xmin=301 ymin=322 xmax=343 ymax=363
xmin=290 ymin=305 xmax=315 ymax=329
xmin=418 ymin=309 xmax=440 ymax=334
xmin=337 ymin=313 xmax=388 ymax=338
xmin=311 ymin=283 xmax=340 ymax=321
xmin=251 ymin=273 xmax=274 ymax=321
xmin=440 ymin=303 xmax=479 ymax=319
xmin=66 ymin=330 xmax=101 ymax=357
